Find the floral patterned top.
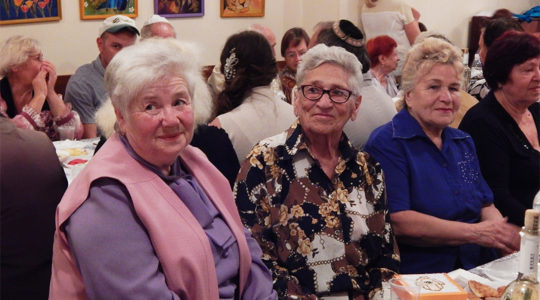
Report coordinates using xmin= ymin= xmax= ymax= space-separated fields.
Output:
xmin=234 ymin=121 xmax=400 ymax=299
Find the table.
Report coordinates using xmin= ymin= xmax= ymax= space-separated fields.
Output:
xmin=469 ymin=252 xmax=519 ymax=284
xmin=53 ymin=138 xmax=99 ymax=184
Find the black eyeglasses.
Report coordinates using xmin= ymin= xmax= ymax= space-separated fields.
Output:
xmin=300 ymin=85 xmax=353 ymax=104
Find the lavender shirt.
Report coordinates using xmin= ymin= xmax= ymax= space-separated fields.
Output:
xmin=65 ymin=136 xmax=276 ymax=300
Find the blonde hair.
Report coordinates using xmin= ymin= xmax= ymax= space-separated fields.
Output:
xmin=398 ymin=37 xmax=464 ymax=109
xmin=0 ymin=35 xmax=41 ymax=78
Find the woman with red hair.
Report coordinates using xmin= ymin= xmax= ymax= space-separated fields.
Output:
xmin=367 ymin=35 xmax=400 ymax=97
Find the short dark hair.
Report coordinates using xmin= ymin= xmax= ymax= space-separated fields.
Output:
xmin=483 ymin=17 xmax=523 ymax=48
xmin=280 ymin=27 xmax=310 ymax=57
xmin=215 ymin=30 xmax=277 ymax=117
xmin=315 ymin=20 xmax=370 ymax=73
xmin=484 ymin=31 xmax=540 ymax=91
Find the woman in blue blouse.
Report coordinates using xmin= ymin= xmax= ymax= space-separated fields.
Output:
xmin=365 ymin=37 xmax=519 ymax=274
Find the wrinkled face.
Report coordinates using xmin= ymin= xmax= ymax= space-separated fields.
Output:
xmin=284 ymin=40 xmax=308 ymax=72
xmin=13 ymin=52 xmax=43 ymax=83
xmin=97 ymin=31 xmax=137 ymax=68
xmin=116 ymin=76 xmax=194 ymax=175
xmin=294 ymin=63 xmax=361 ymax=138
xmin=500 ymin=56 xmax=540 ymax=105
xmin=405 ymin=64 xmax=461 ymax=133
xmin=382 ymin=47 xmax=399 ymax=72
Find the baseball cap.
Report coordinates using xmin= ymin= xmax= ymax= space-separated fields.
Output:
xmin=143 ymin=14 xmax=171 ymax=27
xmin=99 ymin=15 xmax=140 ymax=36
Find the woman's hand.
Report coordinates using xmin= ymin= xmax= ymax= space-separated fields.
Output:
xmin=40 ymin=60 xmax=69 ymax=119
xmin=41 ymin=60 xmax=58 ymax=97
xmin=28 ymin=69 xmax=48 ymax=112
xmin=471 ymin=218 xmax=520 ymax=254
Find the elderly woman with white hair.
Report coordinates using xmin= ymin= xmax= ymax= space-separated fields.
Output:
xmin=49 ymin=38 xmax=276 ymax=300
xmin=365 ymin=37 xmax=519 ymax=274
xmin=0 ymin=36 xmax=82 ymax=140
xmin=234 ymin=44 xmax=399 ymax=299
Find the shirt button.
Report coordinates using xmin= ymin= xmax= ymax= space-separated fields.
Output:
xmin=442 ymin=163 xmax=448 ymax=168
xmin=223 ymin=249 xmax=229 ymax=258
xmin=454 ymin=190 xmax=459 ymax=194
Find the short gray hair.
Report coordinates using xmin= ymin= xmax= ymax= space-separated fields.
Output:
xmin=296 ymin=44 xmax=363 ymax=96
xmin=0 ymin=35 xmax=41 ymax=78
xmin=105 ymin=38 xmax=201 ymax=115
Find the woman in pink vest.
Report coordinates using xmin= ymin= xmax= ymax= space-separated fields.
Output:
xmin=49 ymin=38 xmax=276 ymax=300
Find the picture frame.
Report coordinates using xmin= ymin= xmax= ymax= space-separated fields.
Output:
xmin=80 ymin=0 xmax=137 ymax=20
xmin=220 ymin=0 xmax=264 ymax=18
xmin=155 ymin=0 xmax=204 ymax=18
xmin=0 ymin=0 xmax=62 ymax=25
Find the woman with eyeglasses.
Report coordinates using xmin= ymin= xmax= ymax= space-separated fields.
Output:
xmin=365 ymin=37 xmax=519 ymax=274
xmin=0 ymin=36 xmax=82 ymax=140
xmin=234 ymin=44 xmax=399 ymax=299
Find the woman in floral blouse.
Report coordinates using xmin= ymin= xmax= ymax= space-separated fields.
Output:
xmin=234 ymin=44 xmax=399 ymax=300
xmin=0 ymin=36 xmax=83 ymax=140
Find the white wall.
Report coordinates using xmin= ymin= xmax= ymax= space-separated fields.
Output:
xmin=0 ymin=0 xmax=537 ymax=75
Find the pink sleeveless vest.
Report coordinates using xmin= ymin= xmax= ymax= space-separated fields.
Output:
xmin=49 ymin=134 xmax=250 ymax=299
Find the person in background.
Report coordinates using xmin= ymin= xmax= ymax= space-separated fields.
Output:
xmin=468 ymin=17 xmax=523 ymax=100
xmin=65 ymin=15 xmax=139 ymax=138
xmin=1 ymin=116 xmax=67 ymax=300
xmin=307 ymin=21 xmax=333 ymax=49
xmin=366 ymin=35 xmax=400 ymax=97
xmin=0 ymin=36 xmax=83 ymax=140
xmin=279 ymin=27 xmax=310 ymax=103
xmin=207 ymin=23 xmax=282 ymax=101
xmin=360 ymin=0 xmax=421 ymax=74
xmin=234 ymin=44 xmax=399 ymax=299
xmin=140 ymin=14 xmax=176 ymax=40
xmin=315 ymin=19 xmax=397 ymax=150
xmin=365 ymin=37 xmax=519 ymax=274
xmin=460 ymin=31 xmax=540 ymax=230
xmin=209 ymin=30 xmax=296 ymax=162
xmin=49 ymin=38 xmax=277 ymax=299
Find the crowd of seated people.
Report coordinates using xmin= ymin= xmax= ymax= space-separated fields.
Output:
xmin=1 ymin=6 xmax=539 ymax=299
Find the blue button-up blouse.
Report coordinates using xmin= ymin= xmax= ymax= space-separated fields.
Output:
xmin=365 ymin=109 xmax=497 ymax=274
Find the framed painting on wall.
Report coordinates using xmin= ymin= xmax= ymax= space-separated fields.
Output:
xmin=1 ymin=0 xmax=62 ymax=25
xmin=155 ymin=0 xmax=204 ymax=18
xmin=220 ymin=0 xmax=264 ymax=18
xmin=80 ymin=0 xmax=137 ymax=20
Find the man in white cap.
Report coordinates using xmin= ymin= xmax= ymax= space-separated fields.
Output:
xmin=65 ymin=15 xmax=139 ymax=138
xmin=141 ymin=14 xmax=176 ymax=40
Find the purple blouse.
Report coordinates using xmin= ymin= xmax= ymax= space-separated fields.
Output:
xmin=65 ymin=135 xmax=276 ymax=299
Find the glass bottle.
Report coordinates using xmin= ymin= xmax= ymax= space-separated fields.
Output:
xmin=532 ymin=190 xmax=540 ymax=212
xmin=501 ymin=209 xmax=540 ymax=300
xmin=461 ymin=48 xmax=471 ymax=90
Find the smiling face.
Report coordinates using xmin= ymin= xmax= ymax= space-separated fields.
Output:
xmin=405 ymin=63 xmax=461 ymax=134
xmin=294 ymin=63 xmax=361 ymax=139
xmin=115 ymin=76 xmax=194 ymax=175
xmin=500 ymin=56 xmax=540 ymax=105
